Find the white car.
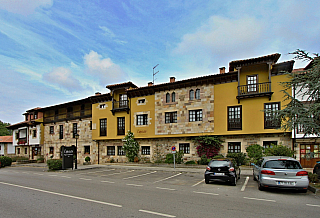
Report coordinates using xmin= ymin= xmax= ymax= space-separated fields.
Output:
xmin=253 ymin=156 xmax=309 ymax=192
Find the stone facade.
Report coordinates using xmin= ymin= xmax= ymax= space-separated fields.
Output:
xmin=155 ymin=84 xmax=214 ymax=135
xmin=43 ymin=118 xmax=97 ymax=164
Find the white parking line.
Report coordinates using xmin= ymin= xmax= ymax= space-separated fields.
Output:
xmin=101 ymin=181 xmax=115 ymax=184
xmin=61 ymin=176 xmax=71 ymax=178
xmin=0 ymin=181 xmax=122 ymax=208
xmin=156 ymin=187 xmax=176 ymax=191
xmin=126 ymin=184 xmax=143 ymax=187
xmin=153 ymin=173 xmax=182 ymax=183
xmin=102 ymin=170 xmax=134 ymax=177
xmin=48 ymin=175 xmax=57 ymax=177
xmin=79 ymin=178 xmax=92 ymax=181
xmin=33 ymin=173 xmax=44 ymax=176
xmin=192 ymin=179 xmax=204 ymax=187
xmin=123 ymin=171 xmax=157 ymax=180
xmin=241 ymin=176 xmax=250 ymax=191
xmin=193 ymin=191 xmax=219 ymax=196
xmin=139 ymin=209 xmax=176 ymax=217
xmin=306 ymin=204 xmax=320 ymax=208
xmin=243 ymin=197 xmax=276 ymax=202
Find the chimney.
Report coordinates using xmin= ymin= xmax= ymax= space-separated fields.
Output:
xmin=219 ymin=67 xmax=225 ymax=74
xmin=95 ymin=92 xmax=101 ymax=96
xmin=170 ymin=77 xmax=176 ymax=83
xmin=148 ymin=82 xmax=153 ymax=86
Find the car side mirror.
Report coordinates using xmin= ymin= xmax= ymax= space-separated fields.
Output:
xmin=251 ymin=163 xmax=255 ymax=166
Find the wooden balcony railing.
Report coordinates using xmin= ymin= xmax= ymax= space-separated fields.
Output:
xmin=111 ymin=100 xmax=130 ymax=115
xmin=44 ymin=109 xmax=92 ymax=123
xmin=237 ymin=82 xmax=273 ymax=102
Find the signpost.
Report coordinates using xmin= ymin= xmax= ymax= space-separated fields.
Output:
xmin=171 ymin=146 xmax=176 ymax=169
xmin=62 ymin=146 xmax=74 ymax=170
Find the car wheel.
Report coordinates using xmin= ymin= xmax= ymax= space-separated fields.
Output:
xmin=258 ymin=181 xmax=264 ymax=191
xmin=205 ymin=178 xmax=209 ymax=184
xmin=253 ymin=174 xmax=257 ymax=181
xmin=231 ymin=177 xmax=237 ymax=186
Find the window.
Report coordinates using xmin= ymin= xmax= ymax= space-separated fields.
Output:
xmin=84 ymin=146 xmax=90 ymax=154
xmin=263 ymin=141 xmax=277 ymax=149
xmin=179 ymin=143 xmax=190 ymax=154
xmin=165 ymin=112 xmax=177 ymax=123
xmin=247 ymin=75 xmax=258 ymax=92
xmin=59 ymin=125 xmax=63 ymax=139
xmin=100 ymin=104 xmax=106 ymax=109
xmin=118 ymin=146 xmax=125 ymax=156
xmin=189 ymin=109 xmax=202 ymax=122
xmin=138 ymin=99 xmax=145 ymax=104
xmin=137 ymin=114 xmax=148 ymax=125
xmin=166 ymin=93 xmax=170 ymax=103
xmin=33 ymin=130 xmax=37 ymax=138
xmin=50 ymin=126 xmax=54 ymax=134
xmin=25 ymin=114 xmax=28 ymax=121
xmin=107 ymin=146 xmax=115 ymax=155
xmin=195 ymin=89 xmax=200 ymax=99
xmin=228 ymin=142 xmax=241 ymax=153
xmin=34 ymin=113 xmax=38 ymax=119
xmin=25 ymin=147 xmax=28 ymax=154
xmin=172 ymin=92 xmax=175 ymax=102
xmin=100 ymin=118 xmax=107 ymax=136
xmin=228 ymin=106 xmax=242 ymax=130
xmin=49 ymin=147 xmax=54 ymax=155
xmin=73 ymin=123 xmax=77 ymax=138
xmin=119 ymin=94 xmax=128 ymax=107
xmin=189 ymin=90 xmax=194 ymax=100
xmin=117 ymin=117 xmax=125 ymax=135
xmin=17 ymin=148 xmax=20 ymax=154
xmin=264 ymin=102 xmax=280 ymax=129
xmin=141 ymin=146 xmax=150 ymax=155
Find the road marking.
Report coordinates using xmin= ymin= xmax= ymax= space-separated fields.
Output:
xmin=33 ymin=173 xmax=44 ymax=176
xmin=241 ymin=176 xmax=250 ymax=191
xmin=123 ymin=171 xmax=157 ymax=180
xmin=101 ymin=181 xmax=115 ymax=183
xmin=0 ymin=181 xmax=122 ymax=208
xmin=192 ymin=179 xmax=204 ymax=187
xmin=156 ymin=187 xmax=176 ymax=191
xmin=126 ymin=184 xmax=143 ymax=187
xmin=193 ymin=191 xmax=219 ymax=196
xmin=79 ymin=178 xmax=92 ymax=181
xmin=61 ymin=176 xmax=71 ymax=178
xmin=48 ymin=175 xmax=57 ymax=177
xmin=306 ymin=204 xmax=320 ymax=208
xmin=243 ymin=197 xmax=276 ymax=202
xmin=139 ymin=209 xmax=176 ymax=217
xmin=153 ymin=173 xmax=182 ymax=183
xmin=102 ymin=170 xmax=134 ymax=177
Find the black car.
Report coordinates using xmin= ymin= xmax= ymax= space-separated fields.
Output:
xmin=313 ymin=161 xmax=320 ymax=179
xmin=204 ymin=159 xmax=240 ymax=186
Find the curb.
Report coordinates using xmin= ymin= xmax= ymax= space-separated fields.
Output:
xmin=308 ymin=184 xmax=319 ymax=194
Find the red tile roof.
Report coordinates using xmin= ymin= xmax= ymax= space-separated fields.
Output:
xmin=0 ymin=136 xmax=13 ymax=143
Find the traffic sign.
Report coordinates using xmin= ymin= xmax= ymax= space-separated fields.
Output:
xmin=171 ymin=146 xmax=176 ymax=151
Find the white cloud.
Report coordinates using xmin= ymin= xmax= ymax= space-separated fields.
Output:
xmin=43 ymin=67 xmax=83 ymax=92
xmin=99 ymin=26 xmax=116 ymax=38
xmin=0 ymin=0 xmax=53 ymax=16
xmin=84 ymin=50 xmax=128 ymax=86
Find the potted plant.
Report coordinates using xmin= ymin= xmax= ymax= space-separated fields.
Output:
xmin=84 ymin=156 xmax=91 ymax=165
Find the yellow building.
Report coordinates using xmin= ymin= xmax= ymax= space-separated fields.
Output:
xmin=91 ymin=53 xmax=294 ymax=163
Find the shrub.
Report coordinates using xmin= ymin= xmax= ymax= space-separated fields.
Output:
xmin=193 ymin=136 xmax=223 ymax=159
xmin=11 ymin=156 xmax=29 ymax=162
xmin=226 ymin=152 xmax=248 ymax=166
xmin=198 ymin=154 xmax=210 ymax=165
xmin=263 ymin=144 xmax=295 ymax=157
xmin=47 ymin=159 xmax=62 ymax=170
xmin=122 ymin=131 xmax=140 ymax=162
xmin=0 ymin=156 xmax=12 ymax=167
xmin=85 ymin=156 xmax=91 ymax=162
xmin=246 ymin=144 xmax=263 ymax=164
xmin=212 ymin=154 xmax=225 ymax=159
xmin=165 ymin=151 xmax=184 ymax=164
xmin=308 ymin=172 xmax=319 ymax=183
xmin=185 ymin=160 xmax=197 ymax=165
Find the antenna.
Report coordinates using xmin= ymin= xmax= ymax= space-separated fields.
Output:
xmin=153 ymin=64 xmax=159 ymax=84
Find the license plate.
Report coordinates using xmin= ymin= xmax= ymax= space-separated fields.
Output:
xmin=214 ymin=173 xmax=225 ymax=176
xmin=277 ymin=181 xmax=296 ymax=186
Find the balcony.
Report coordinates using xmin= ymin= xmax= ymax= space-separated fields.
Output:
xmin=44 ymin=109 xmax=92 ymax=123
xmin=237 ymin=82 xmax=273 ymax=103
xmin=111 ymin=100 xmax=130 ymax=115
xmin=18 ymin=138 xmax=27 ymax=145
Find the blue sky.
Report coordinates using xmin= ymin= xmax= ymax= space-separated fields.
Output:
xmin=1 ymin=0 xmax=320 ymax=124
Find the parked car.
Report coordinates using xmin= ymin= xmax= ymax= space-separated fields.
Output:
xmin=253 ymin=156 xmax=309 ymax=192
xmin=204 ymin=158 xmax=240 ymax=186
xmin=313 ymin=161 xmax=320 ymax=179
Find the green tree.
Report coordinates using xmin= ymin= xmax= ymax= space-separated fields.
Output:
xmin=122 ymin=131 xmax=140 ymax=162
xmin=246 ymin=144 xmax=263 ymax=164
xmin=193 ymin=136 xmax=223 ymax=159
xmin=263 ymin=144 xmax=295 ymax=157
xmin=0 ymin=120 xmax=12 ymax=136
xmin=275 ymin=49 xmax=320 ymax=136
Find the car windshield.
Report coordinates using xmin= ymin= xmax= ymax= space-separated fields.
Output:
xmin=263 ymin=160 xmax=302 ymax=169
xmin=209 ymin=160 xmax=230 ymax=167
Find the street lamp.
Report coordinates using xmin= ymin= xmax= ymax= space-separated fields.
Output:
xmin=75 ymin=133 xmax=79 ymax=169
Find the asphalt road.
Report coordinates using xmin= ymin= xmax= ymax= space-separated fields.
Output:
xmin=0 ymin=165 xmax=319 ymax=218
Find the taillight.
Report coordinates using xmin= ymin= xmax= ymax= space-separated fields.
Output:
xmin=261 ymin=170 xmax=275 ymax=175
xmin=229 ymin=167 xmax=235 ymax=172
xmin=296 ymin=171 xmax=308 ymax=176
xmin=206 ymin=166 xmax=211 ymax=171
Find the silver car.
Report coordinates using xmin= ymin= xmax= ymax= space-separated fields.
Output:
xmin=253 ymin=156 xmax=309 ymax=192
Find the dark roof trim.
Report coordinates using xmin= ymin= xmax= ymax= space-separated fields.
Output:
xmin=271 ymin=60 xmax=295 ymax=75
xmin=229 ymin=53 xmax=281 ymax=71
xmin=89 ymin=93 xmax=112 ymax=103
xmin=38 ymin=97 xmax=91 ymax=112
xmin=106 ymin=81 xmax=138 ymax=90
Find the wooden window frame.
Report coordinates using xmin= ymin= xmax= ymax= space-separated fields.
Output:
xmin=227 ymin=106 xmax=242 ymax=131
